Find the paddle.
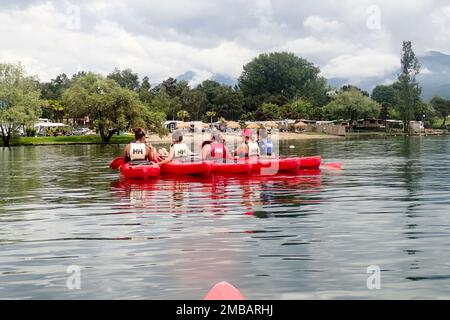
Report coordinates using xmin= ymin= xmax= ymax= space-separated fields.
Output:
xmin=321 ymin=162 xmax=342 ymax=169
xmin=109 ymin=157 xmax=125 ymax=170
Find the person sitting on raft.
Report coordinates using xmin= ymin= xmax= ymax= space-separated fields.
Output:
xmin=235 ymin=129 xmax=261 ymax=158
xmin=258 ymin=128 xmax=274 ymax=157
xmin=200 ymin=131 xmax=232 ymax=162
xmin=156 ymin=130 xmax=194 ymax=165
xmin=123 ymin=128 xmax=156 ymax=163
xmin=247 ymin=133 xmax=260 ymax=157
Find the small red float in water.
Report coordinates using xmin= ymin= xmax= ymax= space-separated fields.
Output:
xmin=204 ymin=281 xmax=245 ymax=300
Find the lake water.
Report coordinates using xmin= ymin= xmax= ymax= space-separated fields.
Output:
xmin=1 ymin=136 xmax=450 ymax=299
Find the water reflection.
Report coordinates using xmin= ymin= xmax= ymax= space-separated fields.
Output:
xmin=111 ymin=170 xmax=323 ymax=218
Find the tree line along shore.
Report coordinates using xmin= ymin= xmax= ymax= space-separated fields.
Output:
xmin=1 ymin=41 xmax=449 ymax=148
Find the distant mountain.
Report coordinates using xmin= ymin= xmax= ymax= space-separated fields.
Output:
xmin=175 ymin=71 xmax=196 ymax=83
xmin=176 ymin=71 xmax=237 ymax=87
xmin=327 ymin=51 xmax=450 ymax=101
xmin=211 ymin=74 xmax=237 ymax=87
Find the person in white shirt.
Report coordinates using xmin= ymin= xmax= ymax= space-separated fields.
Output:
xmin=247 ymin=134 xmax=260 ymax=157
xmin=123 ymin=128 xmax=156 ymax=163
xmin=157 ymin=130 xmax=194 ymax=165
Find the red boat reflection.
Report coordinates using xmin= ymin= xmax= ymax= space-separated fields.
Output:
xmin=111 ymin=169 xmax=323 ymax=217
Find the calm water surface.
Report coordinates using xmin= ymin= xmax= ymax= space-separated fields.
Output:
xmin=1 ymin=136 xmax=450 ymax=299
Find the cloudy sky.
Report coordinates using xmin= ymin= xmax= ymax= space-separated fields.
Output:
xmin=1 ymin=0 xmax=450 ymax=85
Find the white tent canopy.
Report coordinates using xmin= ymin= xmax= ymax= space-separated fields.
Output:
xmin=34 ymin=121 xmax=67 ymax=135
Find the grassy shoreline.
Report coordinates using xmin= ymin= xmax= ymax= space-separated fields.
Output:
xmin=2 ymin=135 xmax=134 ymax=146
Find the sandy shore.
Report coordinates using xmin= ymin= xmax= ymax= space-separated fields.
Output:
xmin=146 ymin=132 xmax=343 ymax=145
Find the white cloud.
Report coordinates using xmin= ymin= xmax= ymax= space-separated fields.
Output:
xmin=276 ymin=36 xmax=358 ymax=57
xmin=322 ymin=49 xmax=399 ymax=79
xmin=303 ymin=16 xmax=340 ymax=32
xmin=0 ymin=2 xmax=255 ymax=82
xmin=1 ymin=0 xmax=450 ymax=86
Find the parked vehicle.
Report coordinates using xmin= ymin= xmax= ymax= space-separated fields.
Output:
xmin=70 ymin=128 xmax=91 ymax=136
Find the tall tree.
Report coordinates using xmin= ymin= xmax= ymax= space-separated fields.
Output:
xmin=430 ymin=96 xmax=450 ymax=128
xmin=160 ymin=77 xmax=178 ymax=98
xmin=179 ymin=87 xmax=208 ymax=121
xmin=238 ymin=52 xmax=328 ymax=108
xmin=197 ymin=80 xmax=244 ymax=121
xmin=0 ymin=63 xmax=44 ymax=146
xmin=371 ymin=85 xmax=397 ymax=120
xmin=40 ymin=73 xmax=71 ymax=100
xmin=395 ymin=41 xmax=421 ymax=132
xmin=63 ymin=73 xmax=152 ymax=142
xmin=138 ymin=76 xmax=153 ymax=104
xmin=107 ymin=68 xmax=140 ymax=91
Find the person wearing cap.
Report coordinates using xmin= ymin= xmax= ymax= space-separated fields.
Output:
xmin=157 ymin=130 xmax=193 ymax=165
xmin=123 ymin=128 xmax=156 ymax=163
xmin=200 ymin=131 xmax=232 ymax=161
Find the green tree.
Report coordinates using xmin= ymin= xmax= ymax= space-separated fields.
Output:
xmin=176 ymin=85 xmax=208 ymax=121
xmin=142 ymin=109 xmax=167 ymax=137
xmin=197 ymin=80 xmax=244 ymax=120
xmin=40 ymin=73 xmax=71 ymax=100
xmin=0 ymin=63 xmax=44 ymax=146
xmin=395 ymin=41 xmax=422 ymax=132
xmin=138 ymin=76 xmax=153 ymax=104
xmin=341 ymin=85 xmax=369 ymax=97
xmin=177 ymin=110 xmax=190 ymax=121
xmin=148 ymin=89 xmax=172 ymax=115
xmin=158 ymin=77 xmax=178 ymax=98
xmin=371 ymin=85 xmax=397 ymax=119
xmin=206 ymin=111 xmax=216 ymax=124
xmin=256 ymin=103 xmax=281 ymax=121
xmin=238 ymin=52 xmax=328 ymax=108
xmin=240 ymin=112 xmax=255 ymax=121
xmin=430 ymin=96 xmax=450 ymax=128
xmin=46 ymin=99 xmax=65 ymax=122
xmin=322 ymin=88 xmax=381 ymax=124
xmin=107 ymin=68 xmax=140 ymax=91
xmin=282 ymin=99 xmax=319 ymax=120
xmin=63 ymin=73 xmax=151 ymax=142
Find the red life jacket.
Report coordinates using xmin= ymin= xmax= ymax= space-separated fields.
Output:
xmin=210 ymin=142 xmax=226 ymax=159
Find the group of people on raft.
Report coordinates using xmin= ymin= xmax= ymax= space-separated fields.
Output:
xmin=123 ymin=128 xmax=274 ymax=165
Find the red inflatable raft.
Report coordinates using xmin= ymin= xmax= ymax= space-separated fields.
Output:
xmin=211 ymin=161 xmax=253 ymax=174
xmin=298 ymin=156 xmax=321 ymax=169
xmin=120 ymin=162 xmax=160 ymax=179
xmin=253 ymin=157 xmax=300 ymax=174
xmin=159 ymin=161 xmax=213 ymax=175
